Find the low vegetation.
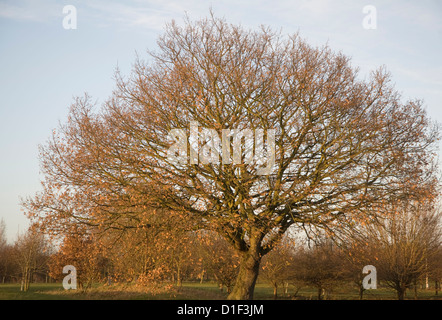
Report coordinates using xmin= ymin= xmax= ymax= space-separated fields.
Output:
xmin=1 ymin=282 xmax=441 ymax=300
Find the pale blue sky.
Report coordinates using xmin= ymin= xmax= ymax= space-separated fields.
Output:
xmin=0 ymin=0 xmax=441 ymax=242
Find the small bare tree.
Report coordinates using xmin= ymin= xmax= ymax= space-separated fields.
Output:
xmin=260 ymin=237 xmax=295 ymax=299
xmin=13 ymin=225 xmax=50 ymax=292
xmin=340 ymin=239 xmax=377 ymax=300
xmin=367 ymin=200 xmax=441 ymax=300
xmin=429 ymin=246 xmax=442 ymax=295
xmin=0 ymin=219 xmax=11 ymax=283
xmin=292 ymin=238 xmax=345 ymax=300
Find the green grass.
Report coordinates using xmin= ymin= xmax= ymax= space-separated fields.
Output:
xmin=0 ymin=283 xmax=71 ymax=300
xmin=0 ymin=282 xmax=228 ymax=300
xmin=0 ymin=282 xmax=441 ymax=300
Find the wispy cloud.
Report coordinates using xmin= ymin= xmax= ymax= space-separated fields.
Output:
xmin=91 ymin=0 xmax=210 ymax=29
xmin=385 ymin=0 xmax=442 ymax=31
xmin=0 ymin=0 xmax=61 ymax=22
xmin=0 ymin=0 xmax=196 ymax=30
xmin=2 ymin=0 xmax=441 ymax=33
xmin=83 ymin=1 xmax=175 ymax=30
xmin=396 ymin=66 xmax=442 ymax=88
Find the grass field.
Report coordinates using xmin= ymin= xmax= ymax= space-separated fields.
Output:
xmin=1 ymin=282 xmax=441 ymax=300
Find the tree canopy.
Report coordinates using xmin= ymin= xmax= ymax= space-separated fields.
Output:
xmin=23 ymin=14 xmax=439 ymax=299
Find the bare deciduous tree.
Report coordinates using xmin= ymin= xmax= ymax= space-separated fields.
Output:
xmin=429 ymin=246 xmax=442 ymax=295
xmin=292 ymin=238 xmax=345 ymax=300
xmin=366 ymin=200 xmax=441 ymax=300
xmin=12 ymin=225 xmax=50 ymax=292
xmin=0 ymin=219 xmax=11 ymax=284
xmin=23 ymin=14 xmax=439 ymax=299
xmin=260 ymin=236 xmax=295 ymax=299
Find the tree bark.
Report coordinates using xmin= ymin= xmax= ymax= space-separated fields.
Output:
xmin=397 ymin=286 xmax=406 ymax=300
xmin=318 ymin=287 xmax=324 ymax=300
xmin=199 ymin=269 xmax=205 ymax=284
xmin=227 ymin=234 xmax=263 ymax=300
xmin=176 ymin=267 xmax=182 ymax=287
xmin=21 ymin=267 xmax=30 ymax=292
xmin=359 ymin=285 xmax=364 ymax=300
xmin=414 ymin=278 xmax=418 ymax=300
xmin=227 ymin=251 xmax=261 ymax=300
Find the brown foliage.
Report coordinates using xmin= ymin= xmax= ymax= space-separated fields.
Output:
xmin=48 ymin=226 xmax=106 ymax=290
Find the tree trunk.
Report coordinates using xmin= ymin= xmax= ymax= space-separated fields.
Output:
xmin=176 ymin=267 xmax=182 ymax=287
xmin=413 ymin=278 xmax=418 ymax=300
xmin=199 ymin=269 xmax=205 ymax=284
xmin=317 ymin=287 xmax=324 ymax=300
xmin=21 ymin=267 xmax=30 ymax=292
xmin=227 ymin=253 xmax=261 ymax=299
xmin=273 ymin=283 xmax=278 ymax=299
xmin=359 ymin=285 xmax=364 ymax=300
xmin=397 ymin=287 xmax=406 ymax=300
xmin=227 ymin=237 xmax=262 ymax=300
